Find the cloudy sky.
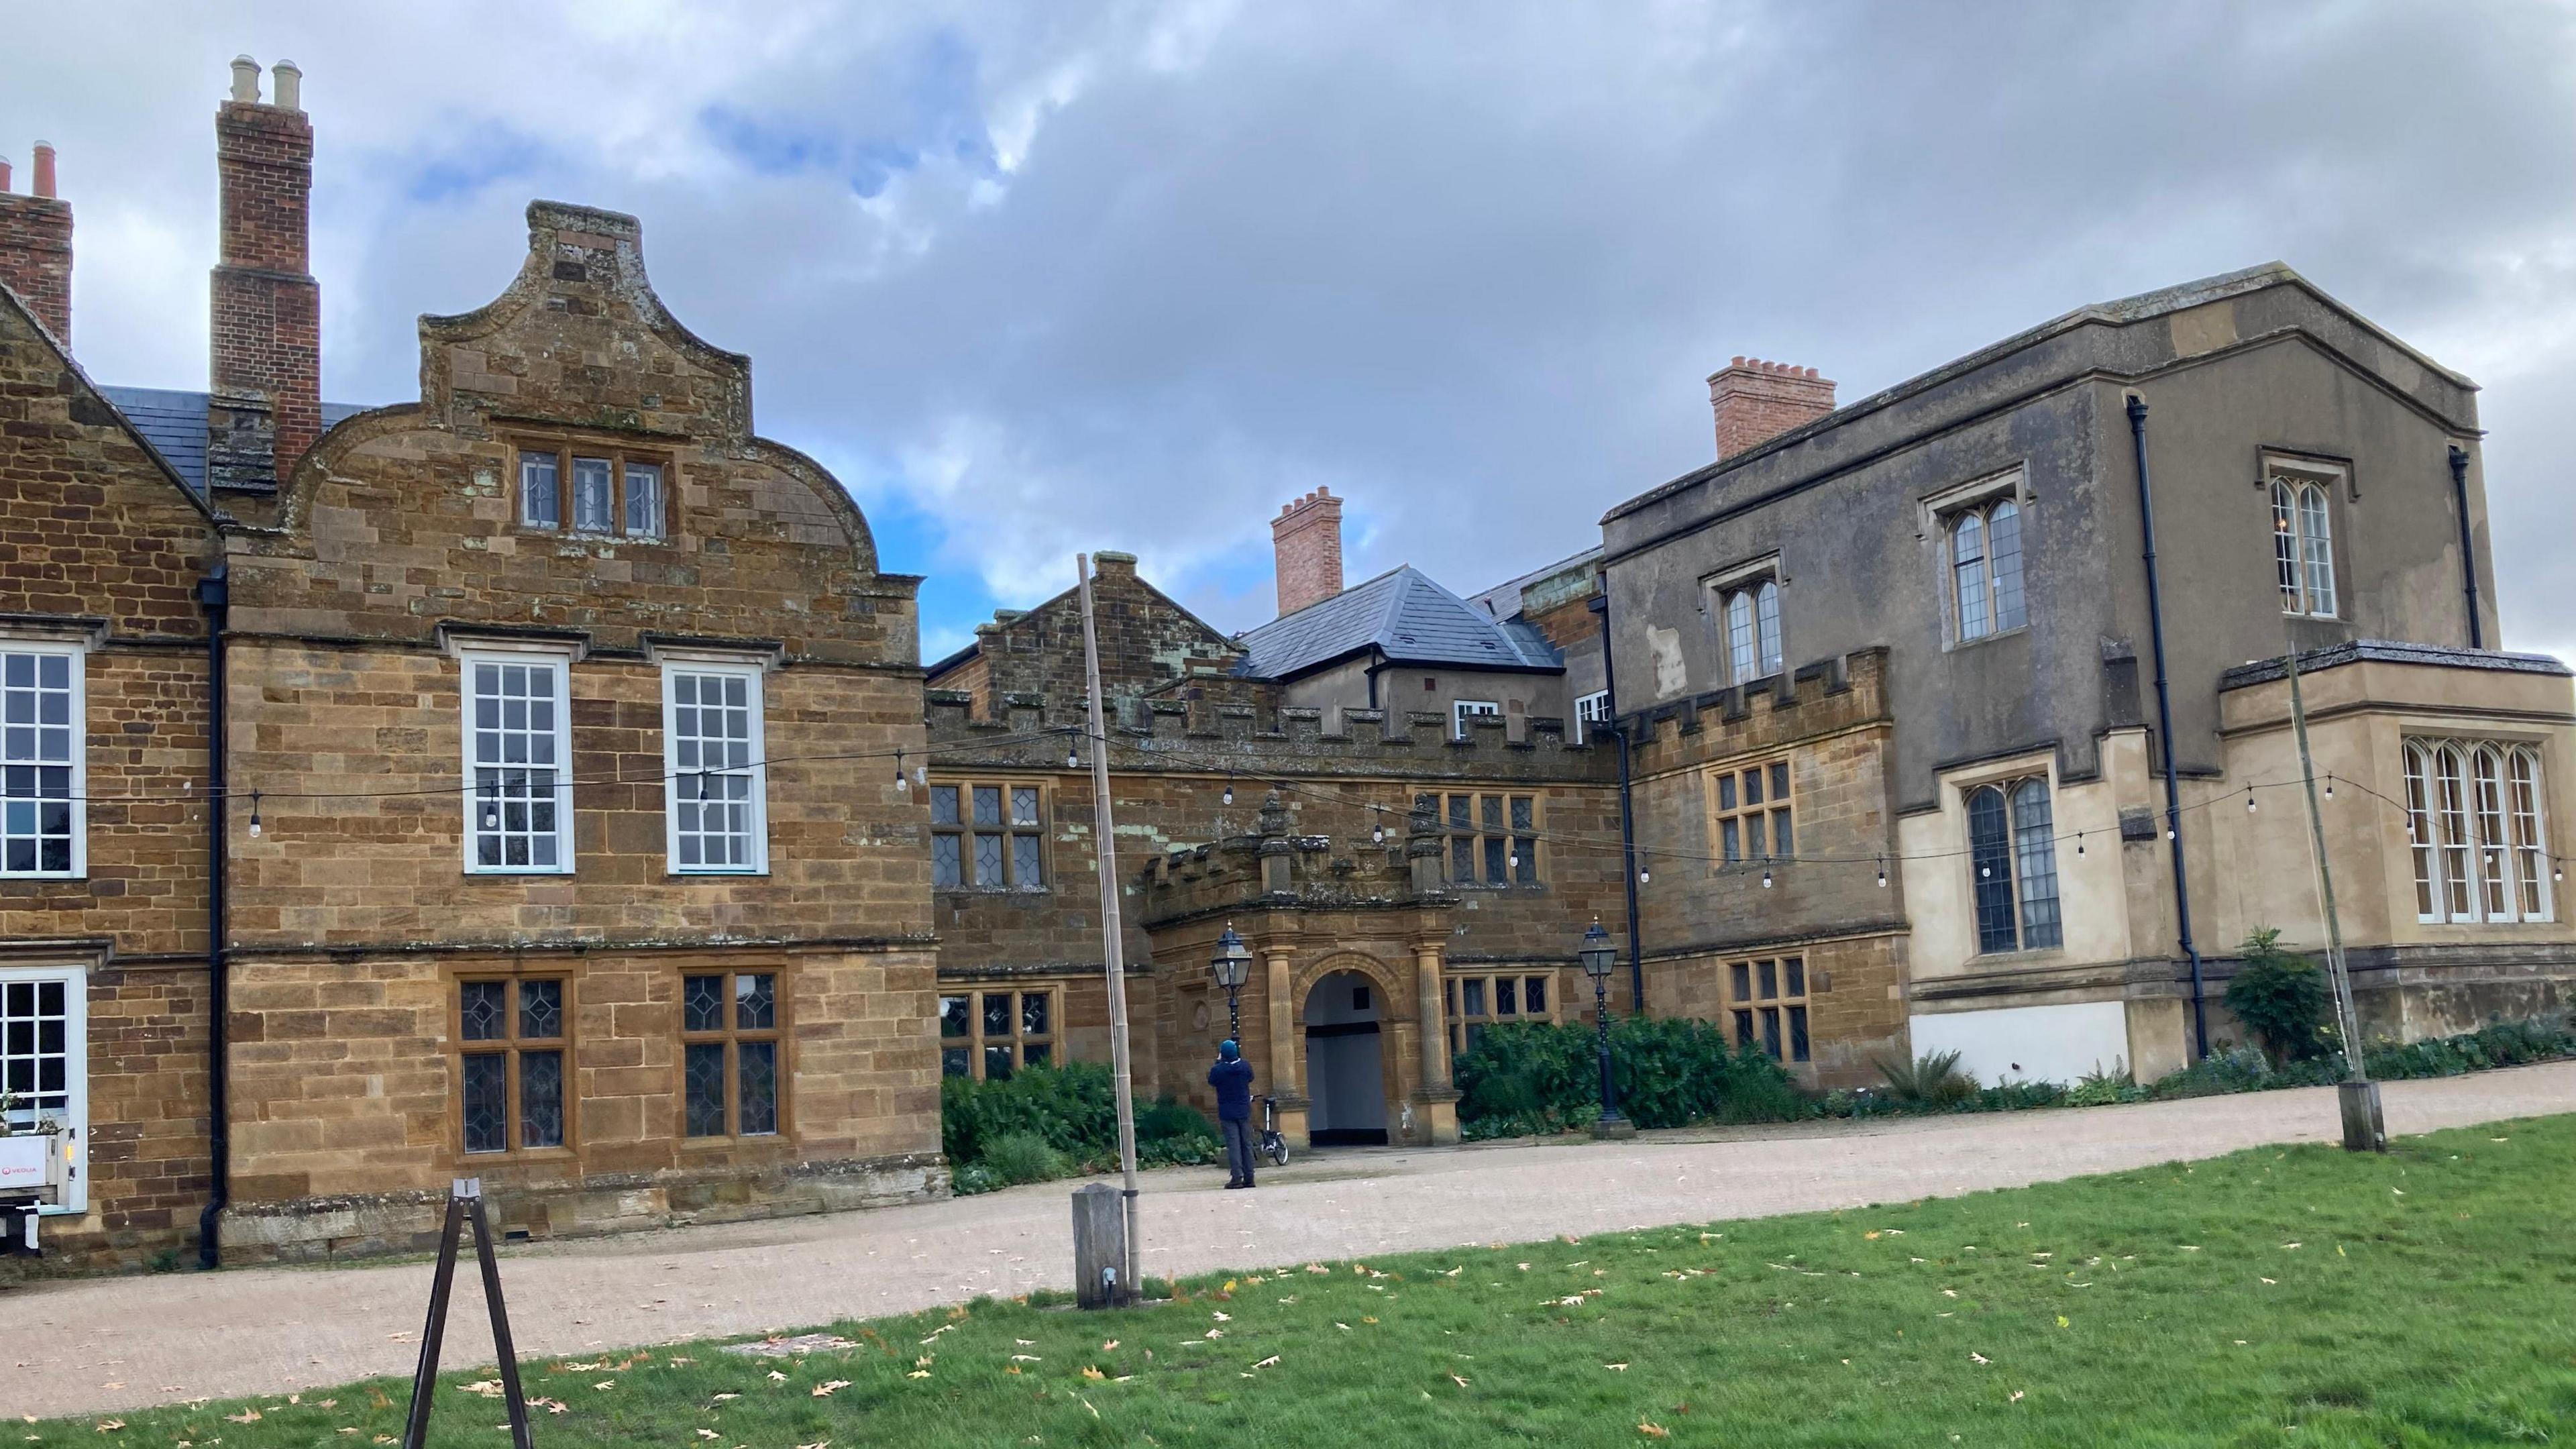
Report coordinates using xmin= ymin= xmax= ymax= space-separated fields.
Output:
xmin=8 ymin=1 xmax=2572 ymax=661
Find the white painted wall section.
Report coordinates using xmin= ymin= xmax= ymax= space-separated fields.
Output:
xmin=1908 ymin=1000 xmax=2131 ymax=1085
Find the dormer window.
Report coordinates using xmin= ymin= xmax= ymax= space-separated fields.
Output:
xmin=517 ymin=444 xmax=665 ymax=539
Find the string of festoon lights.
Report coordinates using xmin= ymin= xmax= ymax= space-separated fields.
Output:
xmin=1090 ymin=731 xmax=2570 ymax=890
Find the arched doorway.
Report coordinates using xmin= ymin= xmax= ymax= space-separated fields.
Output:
xmin=1303 ymin=969 xmax=1387 ymax=1146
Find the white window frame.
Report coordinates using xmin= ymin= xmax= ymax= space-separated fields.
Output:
xmin=0 ymin=963 xmax=87 ymax=1214
xmin=2405 ymin=737 xmax=2553 ymax=925
xmin=2271 ymin=468 xmax=2339 ymax=618
xmin=1453 ymin=699 xmax=1501 ymax=739
xmin=1574 ymin=690 xmax=1610 ymax=744
xmin=661 ymin=659 xmax=769 ymax=875
xmin=0 ymin=640 xmax=85 ymax=879
xmin=457 ymin=646 xmax=576 ymax=876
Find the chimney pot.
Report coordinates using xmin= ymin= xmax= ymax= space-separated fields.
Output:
xmin=230 ymin=55 xmax=261 ymax=103
xmin=30 ymin=142 xmax=54 ymax=199
xmin=1709 ymin=355 xmax=1837 ymax=462
xmin=272 ymin=60 xmax=302 ymax=111
xmin=210 ymin=67 xmax=320 ymax=488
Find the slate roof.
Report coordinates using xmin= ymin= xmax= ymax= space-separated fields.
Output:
xmin=1234 ymin=564 xmax=1563 ymax=680
xmin=95 ymin=386 xmax=372 ymax=496
xmin=1466 ymin=545 xmax=1603 ymax=621
xmin=2218 ymin=640 xmax=2573 ymax=690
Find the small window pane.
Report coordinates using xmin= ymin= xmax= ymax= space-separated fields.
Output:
xmin=1733 ymin=1009 xmax=1755 ymax=1050
xmin=1788 ymin=1006 xmax=1810 ymax=1064
xmin=973 ymin=833 xmax=1004 ymax=885
xmin=1483 ymin=836 xmax=1505 ymax=883
xmin=1462 ymin=979 xmax=1487 ymax=1017
xmin=1496 ymin=979 xmax=1517 ymax=1016
xmin=1721 ymin=818 xmax=1741 ymax=863
xmin=1451 ymin=836 xmax=1474 ymax=882
xmin=1509 ymin=796 xmax=1534 ymax=832
xmin=943 ymin=1046 xmax=971 ymax=1077
xmin=1772 ymin=808 xmax=1794 ymax=859
xmin=1011 ymin=788 xmax=1040 ymax=826
xmin=939 ymin=996 xmax=971 ymax=1038
xmin=735 ymin=973 xmax=775 ymax=1032
xmin=1784 ymin=958 xmax=1807 ymax=997
xmin=460 ymin=981 xmax=506 ymax=1042
xmin=1760 ymin=1006 xmax=1782 ymax=1060
xmin=1743 ymin=767 xmax=1764 ymax=806
xmin=1729 ymin=962 xmax=1751 ymax=1002
xmin=519 ymin=452 xmax=559 ymax=529
xmin=1768 ymin=762 xmax=1789 ymax=800
xmin=1758 ymin=960 xmax=1778 ymax=1000
xmin=572 ymin=456 xmax=614 ymax=532
xmin=930 ymin=786 xmax=960 ymax=826
xmin=1513 ymin=837 xmax=1537 ymax=885
xmin=684 ymin=1043 xmax=728 ymax=1137
xmin=1022 ymin=1042 xmax=1052 ymax=1068
xmin=737 ymin=1040 xmax=777 ymax=1136
xmin=1755 ymin=580 xmax=1782 ymax=677
xmin=1717 ymin=773 xmax=1737 ymax=811
xmin=1021 ymin=992 xmax=1051 ymax=1038
xmin=1525 ymin=976 xmax=1548 ymax=1014
xmin=983 ymin=993 xmax=1014 ymax=1038
xmin=518 ymin=979 xmax=563 ymax=1040
xmin=1970 ymin=786 xmax=2019 ymax=952
xmin=1481 ymin=795 xmax=1503 ymax=831
xmin=973 ymin=786 xmax=1002 ymax=826
xmin=462 ymin=1054 xmax=508 ymax=1153
xmin=1448 ymin=796 xmax=1472 ymax=830
xmin=932 ymin=835 xmax=961 ymax=888
xmin=624 ymin=462 xmax=663 ymax=539
xmin=1989 ymin=500 xmax=2027 ymax=631
xmin=1012 ymin=833 xmax=1042 ymax=888
xmin=519 ymin=1049 xmax=564 ymax=1148
xmin=683 ymin=974 xmax=725 ymax=1034
xmin=984 ymin=1044 xmax=1015 ymax=1081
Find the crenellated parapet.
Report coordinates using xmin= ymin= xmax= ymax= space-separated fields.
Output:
xmin=1136 ymin=791 xmax=1453 ymax=927
xmin=1621 ymin=647 xmax=1889 ymax=769
xmin=924 ymin=688 xmax=1613 ymax=784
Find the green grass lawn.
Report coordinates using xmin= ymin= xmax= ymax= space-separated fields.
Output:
xmin=33 ymin=1116 xmax=2576 ymax=1447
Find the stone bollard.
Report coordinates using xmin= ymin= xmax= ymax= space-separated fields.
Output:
xmin=1071 ymin=1182 xmax=1128 ymax=1309
xmin=2338 ymin=1080 xmax=2387 ymax=1153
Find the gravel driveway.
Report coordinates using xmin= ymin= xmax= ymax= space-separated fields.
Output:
xmin=7 ymin=1061 xmax=2574 ymax=1421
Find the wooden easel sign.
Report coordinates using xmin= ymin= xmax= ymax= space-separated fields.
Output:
xmin=402 ymin=1177 xmax=535 ymax=1448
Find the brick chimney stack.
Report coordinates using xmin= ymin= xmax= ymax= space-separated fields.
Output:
xmin=1709 ymin=357 xmax=1835 ymax=460
xmin=1271 ymin=486 xmax=1345 ymax=616
xmin=208 ymin=56 xmax=320 ymax=492
xmin=0 ymin=141 xmax=74 ymax=342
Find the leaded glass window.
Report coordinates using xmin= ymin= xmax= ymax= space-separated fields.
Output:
xmin=1968 ymin=779 xmax=2061 ymax=953
xmin=571 ymin=455 xmax=615 ymax=533
xmin=1951 ymin=497 xmax=2028 ymax=641
xmin=679 ymin=971 xmax=784 ymax=1136
xmin=665 ymin=663 xmax=766 ymax=873
xmin=0 ymin=646 xmax=80 ymax=877
xmin=457 ymin=977 xmax=567 ymax=1155
xmin=623 ymin=462 xmax=663 ymax=539
xmin=463 ymin=653 xmax=570 ymax=873
xmin=1717 ymin=578 xmax=1783 ymax=682
xmin=2272 ymin=472 xmax=2338 ymax=617
xmin=938 ymin=987 xmax=1058 ymax=1079
xmin=1432 ymin=791 xmax=1540 ymax=885
xmin=1709 ymin=758 xmax=1792 ymax=873
xmin=515 ymin=445 xmax=668 ymax=539
xmin=1444 ymin=971 xmax=1560 ymax=1055
xmin=929 ymin=780 xmax=1044 ymax=890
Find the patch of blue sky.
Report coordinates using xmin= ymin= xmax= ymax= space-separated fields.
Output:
xmin=698 ymin=25 xmax=1000 ymax=198
xmin=402 ymin=125 xmax=551 ymax=205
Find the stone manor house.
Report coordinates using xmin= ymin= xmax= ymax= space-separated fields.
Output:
xmin=2 ymin=62 xmax=2570 ymax=1270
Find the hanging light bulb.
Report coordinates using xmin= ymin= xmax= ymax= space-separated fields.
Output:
xmin=894 ymin=749 xmax=909 ymax=793
xmin=248 ymin=792 xmax=262 ymax=838
xmin=1222 ymin=779 xmax=1234 ymax=806
xmin=2323 ymin=775 xmax=2334 ymax=800
xmin=1509 ymin=851 xmax=1521 ymax=871
xmin=1980 ymin=865 xmax=1991 ymax=879
xmin=1761 ymin=866 xmax=1773 ymax=889
xmin=1876 ymin=855 xmax=1887 ymax=889
xmin=2166 ymin=826 xmax=2177 ymax=841
xmin=481 ymin=781 xmax=498 ymax=830
xmin=2076 ymin=836 xmax=2086 ymax=857
xmin=2246 ymin=788 xmax=2257 ymax=813
xmin=1638 ymin=866 xmax=1651 ymax=885
xmin=1067 ymin=739 xmax=1082 ymax=770
xmin=2556 ymin=862 xmax=2566 ymax=883
xmin=1372 ymin=822 xmax=1386 ymax=845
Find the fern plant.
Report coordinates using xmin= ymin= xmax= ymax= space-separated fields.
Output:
xmin=2224 ymin=927 xmax=2332 ymax=1064
xmin=1874 ymin=1049 xmax=1978 ymax=1108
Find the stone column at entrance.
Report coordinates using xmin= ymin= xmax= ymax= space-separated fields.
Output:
xmin=1264 ymin=946 xmax=1309 ymax=1148
xmin=1413 ymin=939 xmax=1461 ymax=1145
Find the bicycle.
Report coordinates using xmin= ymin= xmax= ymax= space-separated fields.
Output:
xmin=1257 ymin=1095 xmax=1289 ymax=1168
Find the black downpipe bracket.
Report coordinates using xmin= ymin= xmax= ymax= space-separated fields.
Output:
xmin=196 ymin=568 xmax=229 ymax=1268
xmin=2449 ymin=445 xmax=2483 ymax=651
xmin=2125 ymin=398 xmax=2208 ymax=1061
xmin=1589 ymin=586 xmax=1646 ymax=1014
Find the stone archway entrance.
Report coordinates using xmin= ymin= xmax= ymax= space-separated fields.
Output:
xmin=1303 ymin=969 xmax=1388 ymax=1146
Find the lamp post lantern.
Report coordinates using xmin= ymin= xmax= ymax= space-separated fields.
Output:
xmin=1210 ymin=924 xmax=1252 ymax=1040
xmin=1579 ymin=918 xmax=1631 ymax=1138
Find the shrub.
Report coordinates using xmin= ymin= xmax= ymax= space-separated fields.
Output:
xmin=979 ymin=1131 xmax=1070 ymax=1187
xmin=1453 ymin=1018 xmax=1809 ymax=1132
xmin=1874 ymin=1049 xmax=1978 ymax=1108
xmin=2225 ymin=928 xmax=2333 ymax=1064
xmin=1135 ymin=1096 xmax=1224 ymax=1167
xmin=2065 ymin=1062 xmax=2143 ymax=1108
xmin=941 ymin=1060 xmax=1118 ymax=1167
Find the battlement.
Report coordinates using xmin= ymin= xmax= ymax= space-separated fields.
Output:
xmin=1621 ymin=647 xmax=1890 ymax=763
xmin=1136 ymin=792 xmax=1449 ymax=926
xmin=923 ymin=688 xmax=1613 ymax=783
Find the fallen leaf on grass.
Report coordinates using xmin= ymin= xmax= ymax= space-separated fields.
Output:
xmin=91 ymin=1422 xmax=124 ymax=1434
xmin=1450 ymin=1373 xmax=1471 ymax=1388
xmin=812 ymin=1380 xmax=850 ymax=1397
xmin=1102 ymin=1340 xmax=1119 ymax=1352
xmin=1638 ymin=1422 xmax=1670 ymax=1438
xmin=2010 ymin=1390 xmax=2025 ymax=1403
xmin=225 ymin=1408 xmax=262 ymax=1423
xmin=767 ymin=1371 xmax=788 ymax=1383
xmin=1604 ymin=1363 xmax=1630 ymax=1371
xmin=458 ymin=1381 xmax=504 ymax=1399
xmin=907 ymin=1371 xmax=931 ymax=1380
xmin=1970 ymin=1353 xmax=1990 ymax=1366
xmin=1252 ymin=1356 xmax=1280 ymax=1370
xmin=1081 ymin=1367 xmax=1106 ymax=1381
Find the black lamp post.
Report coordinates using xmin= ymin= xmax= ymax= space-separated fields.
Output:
xmin=1211 ymin=923 xmax=1252 ymax=1040
xmin=1580 ymin=918 xmax=1630 ymax=1138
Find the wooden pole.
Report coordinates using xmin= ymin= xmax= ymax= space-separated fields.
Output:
xmin=2282 ymin=642 xmax=2384 ymax=1150
xmin=1076 ymin=554 xmax=1143 ymax=1297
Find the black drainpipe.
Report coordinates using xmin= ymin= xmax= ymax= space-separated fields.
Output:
xmin=2125 ymin=397 xmax=2208 ymax=1061
xmin=1589 ymin=584 xmax=1646 ymax=1015
xmin=195 ymin=568 xmax=229 ymax=1268
xmin=1364 ymin=646 xmax=1387 ymax=712
xmin=2448 ymin=445 xmax=2483 ymax=651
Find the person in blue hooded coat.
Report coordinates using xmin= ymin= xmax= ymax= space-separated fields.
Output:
xmin=1208 ymin=1038 xmax=1257 ymax=1188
